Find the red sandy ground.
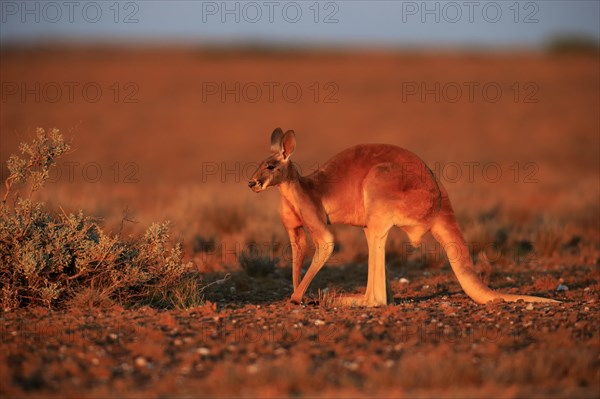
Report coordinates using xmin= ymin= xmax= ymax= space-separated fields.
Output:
xmin=1 ymin=260 xmax=598 ymax=398
xmin=0 ymin=48 xmax=599 ymax=397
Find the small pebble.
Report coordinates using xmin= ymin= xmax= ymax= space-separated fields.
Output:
xmin=314 ymin=319 xmax=325 ymax=326
xmin=196 ymin=347 xmax=211 ymax=356
xmin=399 ymin=278 xmax=410 ymax=284
xmin=274 ymin=347 xmax=287 ymax=356
xmin=556 ymin=284 xmax=569 ymax=292
xmin=526 ymin=304 xmax=534 ymax=310
xmin=344 ymin=361 xmax=359 ymax=371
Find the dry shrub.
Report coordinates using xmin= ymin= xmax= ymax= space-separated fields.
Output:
xmin=238 ymin=249 xmax=277 ymax=277
xmin=192 ymin=235 xmax=216 ymax=253
xmin=0 ymin=129 xmax=198 ymax=309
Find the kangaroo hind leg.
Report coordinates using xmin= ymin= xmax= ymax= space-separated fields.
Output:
xmin=364 ymin=223 xmax=393 ymax=306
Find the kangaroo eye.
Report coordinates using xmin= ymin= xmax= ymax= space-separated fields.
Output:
xmin=267 ymin=165 xmax=276 ymax=170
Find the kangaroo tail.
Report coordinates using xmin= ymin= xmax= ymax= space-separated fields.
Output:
xmin=430 ymin=214 xmax=560 ymax=304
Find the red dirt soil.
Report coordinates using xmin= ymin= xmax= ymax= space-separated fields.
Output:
xmin=1 ymin=261 xmax=598 ymax=398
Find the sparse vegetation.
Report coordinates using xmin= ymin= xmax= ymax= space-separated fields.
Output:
xmin=0 ymin=129 xmax=199 ymax=309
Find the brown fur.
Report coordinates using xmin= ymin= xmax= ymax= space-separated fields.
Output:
xmin=249 ymin=128 xmax=559 ymax=306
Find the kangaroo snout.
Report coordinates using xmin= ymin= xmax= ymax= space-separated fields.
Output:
xmin=248 ymin=179 xmax=263 ymax=192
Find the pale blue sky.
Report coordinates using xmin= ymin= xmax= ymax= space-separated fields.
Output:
xmin=1 ymin=1 xmax=598 ymax=48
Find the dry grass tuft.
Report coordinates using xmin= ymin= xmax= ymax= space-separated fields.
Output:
xmin=317 ymin=288 xmax=344 ymax=309
xmin=65 ymin=287 xmax=115 ymax=309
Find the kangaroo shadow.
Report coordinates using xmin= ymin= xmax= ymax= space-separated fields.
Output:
xmin=201 ymin=262 xmax=372 ymax=306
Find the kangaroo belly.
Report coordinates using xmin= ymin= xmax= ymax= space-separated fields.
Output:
xmin=314 ymin=144 xmax=440 ymax=227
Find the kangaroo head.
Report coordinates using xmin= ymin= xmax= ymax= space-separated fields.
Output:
xmin=248 ymin=128 xmax=296 ymax=193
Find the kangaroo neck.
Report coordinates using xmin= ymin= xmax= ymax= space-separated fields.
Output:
xmin=277 ymin=163 xmax=319 ymax=207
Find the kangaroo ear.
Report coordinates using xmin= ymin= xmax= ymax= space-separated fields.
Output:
xmin=270 ymin=127 xmax=283 ymax=154
xmin=281 ymin=130 xmax=296 ymax=160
